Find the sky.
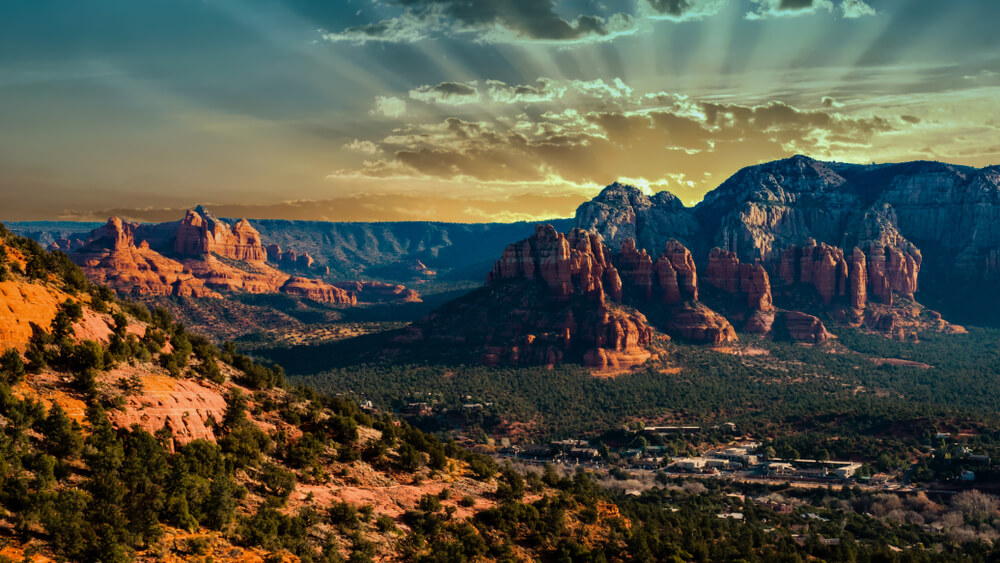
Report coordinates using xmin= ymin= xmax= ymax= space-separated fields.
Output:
xmin=1 ymin=0 xmax=998 ymax=223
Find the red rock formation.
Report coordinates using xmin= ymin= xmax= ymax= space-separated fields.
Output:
xmin=616 ymin=239 xmax=655 ymax=299
xmin=776 ymin=311 xmax=831 ymax=344
xmin=705 ymin=248 xmax=773 ymax=311
xmin=281 ymin=277 xmax=357 ymax=305
xmin=173 ymin=209 xmax=267 ymax=261
xmin=69 ymin=215 xmax=355 ymax=305
xmin=408 ymin=224 xmax=657 ymax=371
xmin=266 ymin=243 xmax=282 ymax=262
xmin=296 ymin=253 xmax=315 ymax=269
xmin=617 ymin=238 xmax=705 ymax=305
xmin=668 ymin=304 xmax=738 ymax=344
xmin=488 ymin=225 xmax=623 ymax=302
xmin=74 ymin=218 xmax=219 ymax=299
xmin=848 ymin=247 xmax=868 ymax=312
xmin=331 ymin=281 xmax=422 ymax=304
xmin=613 ymin=239 xmax=737 ymax=344
xmin=866 ymin=243 xmax=920 ymax=303
xmin=662 ymin=239 xmax=698 ymax=301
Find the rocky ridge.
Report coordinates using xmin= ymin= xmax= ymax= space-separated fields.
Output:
xmin=575 ymin=157 xmax=985 ymax=338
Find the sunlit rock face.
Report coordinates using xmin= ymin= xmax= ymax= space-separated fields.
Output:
xmin=66 ymin=210 xmax=357 ymax=305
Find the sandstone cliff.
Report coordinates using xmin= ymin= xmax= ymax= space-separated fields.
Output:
xmin=405 ymin=225 xmax=654 ymax=371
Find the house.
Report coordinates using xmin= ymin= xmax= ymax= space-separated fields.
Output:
xmin=767 ymin=462 xmax=795 ymax=475
xmin=674 ymin=457 xmax=709 ymax=471
xmin=402 ymin=402 xmax=433 ymax=416
xmin=834 ymin=463 xmax=863 ymax=479
xmin=568 ymin=447 xmax=600 ymax=460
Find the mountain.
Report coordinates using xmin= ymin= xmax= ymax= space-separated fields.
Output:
xmin=578 ymin=156 xmax=992 ymax=336
xmin=230 ymin=218 xmax=576 ymax=281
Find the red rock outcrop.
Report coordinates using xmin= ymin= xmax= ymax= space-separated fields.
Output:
xmin=281 ymin=277 xmax=357 ymax=304
xmin=848 ymin=247 xmax=867 ymax=313
xmin=68 ymin=213 xmax=356 ymax=305
xmin=618 ymin=238 xmax=705 ymax=305
xmin=702 ymin=248 xmax=834 ymax=342
xmin=662 ymin=239 xmax=698 ymax=302
xmin=331 ymin=281 xmax=422 ymax=304
xmin=866 ymin=243 xmax=920 ymax=304
xmin=615 ymin=238 xmax=737 ymax=344
xmin=74 ymin=218 xmax=219 ymax=299
xmin=173 ymin=209 xmax=267 ymax=261
xmin=488 ymin=225 xmax=623 ymax=302
xmin=410 ymin=225 xmax=654 ymax=371
xmin=775 ymin=311 xmax=831 ymax=344
xmin=667 ymin=304 xmax=738 ymax=344
xmin=107 ymin=375 xmax=229 ymax=448
xmin=705 ymin=248 xmax=773 ymax=311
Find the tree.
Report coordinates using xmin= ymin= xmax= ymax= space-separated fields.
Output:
xmin=40 ymin=403 xmax=84 ymax=459
xmin=0 ymin=349 xmax=26 ymax=385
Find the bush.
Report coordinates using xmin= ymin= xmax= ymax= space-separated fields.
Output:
xmin=71 ymin=341 xmax=105 ymax=372
xmin=329 ymin=501 xmax=360 ymax=530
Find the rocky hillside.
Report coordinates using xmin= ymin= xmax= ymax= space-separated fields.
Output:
xmin=0 ymin=223 xmax=651 ymax=562
xmin=578 ymin=156 xmax=989 ymax=337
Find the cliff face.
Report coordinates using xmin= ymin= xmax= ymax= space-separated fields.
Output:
xmin=406 ymin=225 xmax=655 ymax=371
xmin=575 ymin=157 xmax=994 ymax=336
xmin=575 ymin=182 xmax=700 ymax=254
xmin=616 ymin=239 xmax=736 ymax=345
xmin=404 ymin=225 xmax=747 ymax=370
xmin=173 ymin=208 xmax=267 ymax=261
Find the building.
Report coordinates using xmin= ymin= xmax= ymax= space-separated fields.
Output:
xmin=673 ymin=457 xmax=710 ymax=471
xmin=568 ymin=447 xmax=600 ymax=460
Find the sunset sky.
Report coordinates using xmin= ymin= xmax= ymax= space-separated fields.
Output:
xmin=2 ymin=0 xmax=998 ymax=222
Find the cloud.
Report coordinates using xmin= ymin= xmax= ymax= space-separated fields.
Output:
xmin=409 ymin=81 xmax=481 ymax=105
xmin=337 ymin=83 xmax=905 ymax=204
xmin=746 ymin=0 xmax=876 ymax=19
xmin=746 ymin=0 xmax=834 ymax=19
xmin=59 ymin=192 xmax=590 ymax=224
xmin=486 ymin=78 xmax=566 ymax=104
xmin=371 ymin=96 xmax=407 ymax=118
xmin=645 ymin=0 xmax=728 ymax=21
xmin=344 ymin=139 xmax=383 ymax=155
xmin=406 ymin=77 xmax=638 ymax=107
xmin=840 ymin=0 xmax=876 ymax=18
xmin=322 ymin=10 xmax=434 ymax=44
xmin=321 ymin=0 xmax=637 ymax=44
xmin=821 ymin=96 xmax=843 ymax=108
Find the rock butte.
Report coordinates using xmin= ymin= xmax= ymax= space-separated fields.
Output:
xmin=63 ymin=209 xmax=416 ymax=307
xmin=402 ymin=225 xmax=747 ymax=371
